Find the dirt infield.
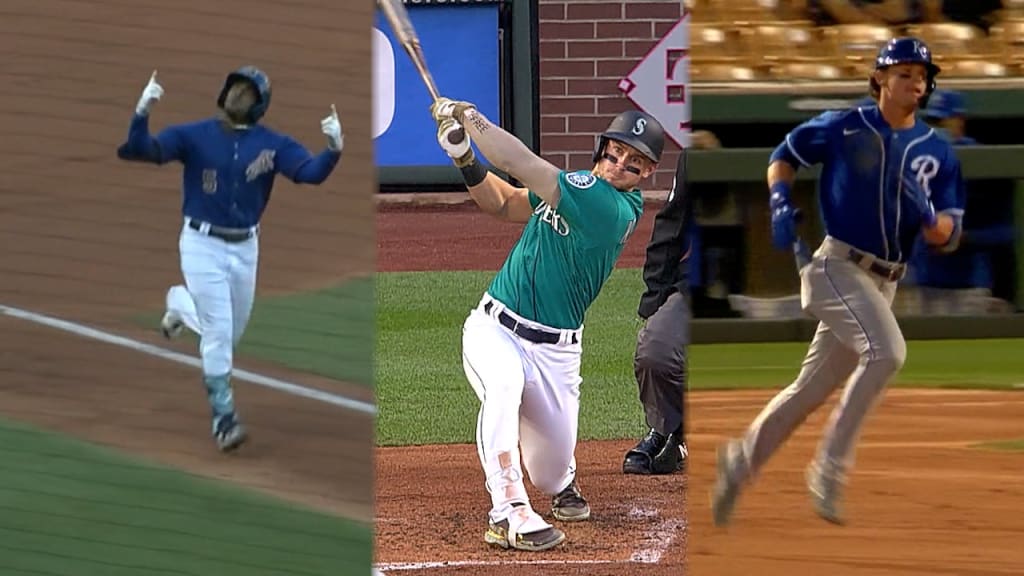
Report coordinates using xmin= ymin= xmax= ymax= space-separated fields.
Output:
xmin=0 ymin=2 xmax=375 ymax=522
xmin=375 ymin=203 xmax=1024 ymax=574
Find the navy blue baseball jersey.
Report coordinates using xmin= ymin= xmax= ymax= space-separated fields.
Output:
xmin=117 ymin=114 xmax=340 ymax=228
xmin=770 ymin=105 xmax=966 ymax=263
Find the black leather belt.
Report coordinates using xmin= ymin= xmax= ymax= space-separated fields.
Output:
xmin=188 ymin=219 xmax=256 ymax=243
xmin=847 ymin=250 xmax=906 ymax=282
xmin=483 ymin=301 xmax=578 ymax=345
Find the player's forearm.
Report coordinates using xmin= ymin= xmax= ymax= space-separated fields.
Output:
xmin=291 ymin=149 xmax=341 ymax=184
xmin=118 ymin=114 xmax=162 ymax=163
xmin=468 ymin=172 xmax=514 ymax=218
xmin=767 ymin=160 xmax=796 ymax=189
xmin=460 ymin=108 xmax=560 ymax=206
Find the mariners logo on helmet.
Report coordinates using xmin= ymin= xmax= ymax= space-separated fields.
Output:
xmin=592 ymin=110 xmax=665 ymax=165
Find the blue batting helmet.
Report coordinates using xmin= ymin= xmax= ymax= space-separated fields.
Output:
xmin=870 ymin=37 xmax=941 ymax=108
xmin=217 ymin=66 xmax=272 ymax=122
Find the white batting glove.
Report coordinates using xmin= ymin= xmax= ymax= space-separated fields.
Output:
xmin=430 ymin=97 xmax=476 ymax=124
xmin=135 ymin=70 xmax=163 ymax=117
xmin=321 ymin=104 xmax=344 ymax=152
xmin=436 ymin=117 xmax=474 ymax=167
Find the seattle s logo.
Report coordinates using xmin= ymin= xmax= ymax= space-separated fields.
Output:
xmin=632 ymin=118 xmax=647 ymax=135
xmin=910 ymin=154 xmax=940 ymax=198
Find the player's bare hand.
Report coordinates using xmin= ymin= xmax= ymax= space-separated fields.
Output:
xmin=431 ymin=97 xmax=476 ymax=124
xmin=135 ymin=70 xmax=164 ymax=117
xmin=321 ymin=104 xmax=344 ymax=152
xmin=437 ymin=117 xmax=475 ymax=167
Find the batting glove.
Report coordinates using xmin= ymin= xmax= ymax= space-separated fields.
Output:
xmin=135 ymin=70 xmax=163 ymax=117
xmin=430 ymin=97 xmax=476 ymax=125
xmin=436 ymin=117 xmax=475 ymax=168
xmin=321 ymin=104 xmax=344 ymax=152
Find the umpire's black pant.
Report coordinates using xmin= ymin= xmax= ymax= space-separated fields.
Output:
xmin=634 ymin=291 xmax=689 ymax=439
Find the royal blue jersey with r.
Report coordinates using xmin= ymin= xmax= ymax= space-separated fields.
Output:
xmin=118 ymin=116 xmax=339 ymax=228
xmin=770 ymin=105 xmax=966 ymax=263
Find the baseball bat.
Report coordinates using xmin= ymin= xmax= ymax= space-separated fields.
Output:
xmin=376 ymin=0 xmax=442 ymax=102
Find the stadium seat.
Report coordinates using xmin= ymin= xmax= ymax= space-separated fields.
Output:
xmin=769 ymin=62 xmax=846 ymax=80
xmin=989 ymin=20 xmax=1024 ymax=63
xmin=905 ymin=23 xmax=999 ymax=60
xmin=690 ymin=24 xmax=749 ymax=64
xmin=690 ymin=63 xmax=761 ymax=82
xmin=821 ymin=24 xmax=893 ymax=64
xmin=941 ymin=59 xmax=1009 ymax=78
xmin=740 ymin=23 xmax=818 ymax=63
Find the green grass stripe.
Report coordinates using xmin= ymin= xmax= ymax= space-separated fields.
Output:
xmin=0 ymin=419 xmax=370 ymax=576
xmin=375 ymin=268 xmax=1024 ymax=446
xmin=971 ymin=439 xmax=1024 ymax=452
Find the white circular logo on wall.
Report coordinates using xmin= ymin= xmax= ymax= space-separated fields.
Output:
xmin=566 ymin=171 xmax=597 ymax=189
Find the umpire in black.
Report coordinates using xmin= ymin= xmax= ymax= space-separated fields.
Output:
xmin=623 ymin=148 xmax=693 ymax=475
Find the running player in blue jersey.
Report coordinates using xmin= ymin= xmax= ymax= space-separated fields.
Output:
xmin=117 ymin=67 xmax=344 ymax=452
xmin=711 ymin=37 xmax=966 ymax=526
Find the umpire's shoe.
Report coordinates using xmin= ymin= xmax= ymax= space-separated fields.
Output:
xmin=551 ymin=480 xmax=591 ymax=521
xmin=623 ymin=428 xmax=687 ymax=475
xmin=485 ymin=504 xmax=566 ymax=551
xmin=213 ymin=413 xmax=248 ymax=452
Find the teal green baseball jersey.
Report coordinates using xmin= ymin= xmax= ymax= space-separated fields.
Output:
xmin=487 ymin=170 xmax=643 ymax=329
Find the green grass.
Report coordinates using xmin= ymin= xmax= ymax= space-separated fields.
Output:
xmin=376 ymin=268 xmax=1024 ymax=446
xmin=972 ymin=439 xmax=1024 ymax=452
xmin=134 ymin=276 xmax=375 ymax=387
xmin=0 ymin=418 xmax=371 ymax=576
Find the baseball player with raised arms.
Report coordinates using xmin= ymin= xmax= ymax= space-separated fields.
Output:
xmin=429 ymin=97 xmax=664 ymax=551
xmin=711 ymin=37 xmax=966 ymax=526
xmin=116 ymin=67 xmax=344 ymax=452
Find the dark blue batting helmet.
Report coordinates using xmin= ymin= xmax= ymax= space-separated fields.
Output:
xmin=217 ymin=66 xmax=272 ymax=122
xmin=870 ymin=37 xmax=941 ymax=108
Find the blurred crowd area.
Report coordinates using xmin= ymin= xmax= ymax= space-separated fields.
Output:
xmin=679 ymin=1 xmax=1020 ymax=317
xmin=686 ymin=0 xmax=1018 ymax=82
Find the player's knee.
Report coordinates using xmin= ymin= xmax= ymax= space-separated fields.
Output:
xmin=868 ymin=341 xmax=906 ymax=374
xmin=530 ymin=467 xmax=571 ymax=496
xmin=635 ymin=338 xmax=685 ymax=375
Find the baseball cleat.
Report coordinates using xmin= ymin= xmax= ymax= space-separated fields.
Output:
xmin=623 ymin=428 xmax=687 ymax=475
xmin=710 ymin=439 xmax=744 ymax=527
xmin=551 ymin=480 xmax=591 ymax=522
xmin=485 ymin=504 xmax=565 ymax=551
xmin=160 ymin=310 xmax=184 ymax=339
xmin=806 ymin=462 xmax=845 ymax=525
xmin=213 ymin=413 xmax=248 ymax=452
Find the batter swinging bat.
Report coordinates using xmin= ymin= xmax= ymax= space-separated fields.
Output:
xmin=376 ymin=0 xmax=442 ymax=102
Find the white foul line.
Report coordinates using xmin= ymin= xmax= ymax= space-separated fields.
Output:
xmin=0 ymin=303 xmax=377 ymax=416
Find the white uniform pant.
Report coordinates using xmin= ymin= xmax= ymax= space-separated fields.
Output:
xmin=166 ymin=219 xmax=260 ymax=378
xmin=462 ymin=294 xmax=584 ymax=524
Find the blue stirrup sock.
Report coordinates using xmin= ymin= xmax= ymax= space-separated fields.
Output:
xmin=203 ymin=373 xmax=236 ymax=422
